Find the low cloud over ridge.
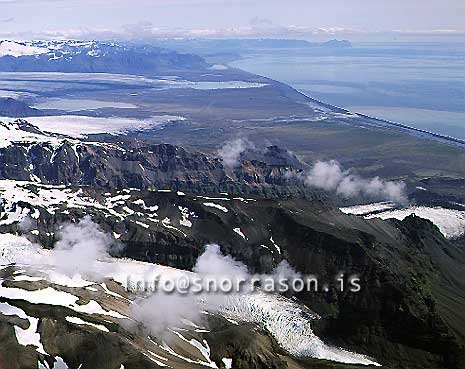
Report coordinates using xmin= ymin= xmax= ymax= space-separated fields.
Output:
xmin=304 ymin=160 xmax=407 ymax=204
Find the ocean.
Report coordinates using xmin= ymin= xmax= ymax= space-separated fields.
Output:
xmin=229 ymin=42 xmax=465 ymax=140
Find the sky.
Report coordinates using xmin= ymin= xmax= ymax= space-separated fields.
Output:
xmin=1 ymin=0 xmax=465 ymax=41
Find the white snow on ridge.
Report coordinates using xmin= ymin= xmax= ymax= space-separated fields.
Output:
xmin=203 ymin=202 xmax=229 ymax=213
xmin=341 ymin=202 xmax=465 ymax=239
xmin=366 ymin=206 xmax=465 ymax=239
xmin=0 ymin=180 xmax=184 ymax=233
xmin=0 ymin=41 xmax=50 ymax=57
xmin=65 ymin=316 xmax=110 ymax=333
xmin=178 ymin=206 xmax=193 ymax=228
xmin=222 ymin=358 xmax=232 ymax=369
xmin=7 ymin=115 xmax=185 ymax=138
xmin=0 ymin=120 xmax=123 ymax=164
xmin=0 ymin=282 xmax=127 ymax=319
xmin=167 ymin=330 xmax=217 ymax=368
xmin=270 ymin=236 xmax=281 ymax=254
xmin=0 ymin=40 xmax=106 ymax=60
xmin=0 ymin=180 xmax=162 ymax=227
xmin=0 ymin=120 xmax=64 ymax=149
xmin=233 ymin=228 xmax=246 ymax=240
xmin=0 ymin=302 xmax=46 ymax=354
xmin=340 ymin=202 xmax=396 ymax=216
xmin=0 ymin=179 xmax=110 ymax=224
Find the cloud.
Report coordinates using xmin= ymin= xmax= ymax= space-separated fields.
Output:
xmin=193 ymin=244 xmax=249 ymax=280
xmin=249 ymin=16 xmax=274 ymax=26
xmin=129 ymin=293 xmax=201 ymax=338
xmin=129 ymin=243 xmax=303 ymax=336
xmin=129 ymin=244 xmax=251 ymax=336
xmin=1 ymin=22 xmax=464 ymax=41
xmin=271 ymin=259 xmax=301 ymax=283
xmin=48 ymin=216 xmax=117 ymax=276
xmin=217 ymin=138 xmax=254 ymax=169
xmin=304 ymin=160 xmax=407 ymax=204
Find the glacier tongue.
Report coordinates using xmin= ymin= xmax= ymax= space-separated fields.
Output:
xmin=218 ymin=292 xmax=380 ymax=366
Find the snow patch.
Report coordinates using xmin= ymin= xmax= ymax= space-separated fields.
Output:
xmin=178 ymin=206 xmax=193 ymax=228
xmin=203 ymin=202 xmax=228 ymax=213
xmin=233 ymin=228 xmax=246 ymax=240
xmin=366 ymin=206 xmax=465 ymax=239
xmin=270 ymin=236 xmax=281 ymax=254
xmin=0 ymin=302 xmax=46 ymax=354
xmin=65 ymin=316 xmax=110 ymax=333
xmin=0 ymin=41 xmax=50 ymax=57
xmin=222 ymin=358 xmax=232 ymax=369
xmin=20 ymin=115 xmax=185 ymax=138
xmin=339 ymin=201 xmax=396 ymax=216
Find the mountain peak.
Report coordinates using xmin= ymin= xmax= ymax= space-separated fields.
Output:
xmin=0 ymin=97 xmax=44 ymax=118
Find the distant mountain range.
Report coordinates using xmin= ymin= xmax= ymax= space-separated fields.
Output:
xmin=149 ymin=38 xmax=352 ymax=50
xmin=0 ymin=40 xmax=208 ymax=75
xmin=146 ymin=38 xmax=352 ymax=61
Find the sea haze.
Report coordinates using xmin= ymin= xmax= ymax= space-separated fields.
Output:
xmin=230 ymin=42 xmax=465 ymax=140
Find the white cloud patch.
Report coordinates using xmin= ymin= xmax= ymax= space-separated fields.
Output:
xmin=6 ymin=216 xmax=123 ymax=280
xmin=217 ymin=138 xmax=253 ymax=168
xmin=304 ymin=160 xmax=407 ymax=204
xmin=128 ymin=244 xmax=251 ymax=337
xmin=129 ymin=244 xmax=302 ymax=336
xmin=50 ymin=216 xmax=116 ymax=277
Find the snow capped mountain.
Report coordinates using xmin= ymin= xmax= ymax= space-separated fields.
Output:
xmin=0 ymin=119 xmax=72 ymax=149
xmin=0 ymin=41 xmax=50 ymax=58
xmin=0 ymin=40 xmax=208 ymax=75
xmin=0 ymin=40 xmax=120 ymax=59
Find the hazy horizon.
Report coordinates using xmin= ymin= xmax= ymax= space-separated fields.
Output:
xmin=1 ymin=0 xmax=465 ymax=42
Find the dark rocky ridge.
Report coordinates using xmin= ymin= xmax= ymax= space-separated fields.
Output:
xmin=0 ymin=98 xmax=45 ymax=118
xmin=0 ymin=120 xmax=322 ymax=200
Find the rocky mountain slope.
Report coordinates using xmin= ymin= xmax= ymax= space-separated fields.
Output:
xmin=0 ymin=98 xmax=44 ymax=118
xmin=0 ymin=176 xmax=464 ymax=368
xmin=0 ymin=263 xmax=310 ymax=369
xmin=0 ymin=119 xmax=320 ymax=200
